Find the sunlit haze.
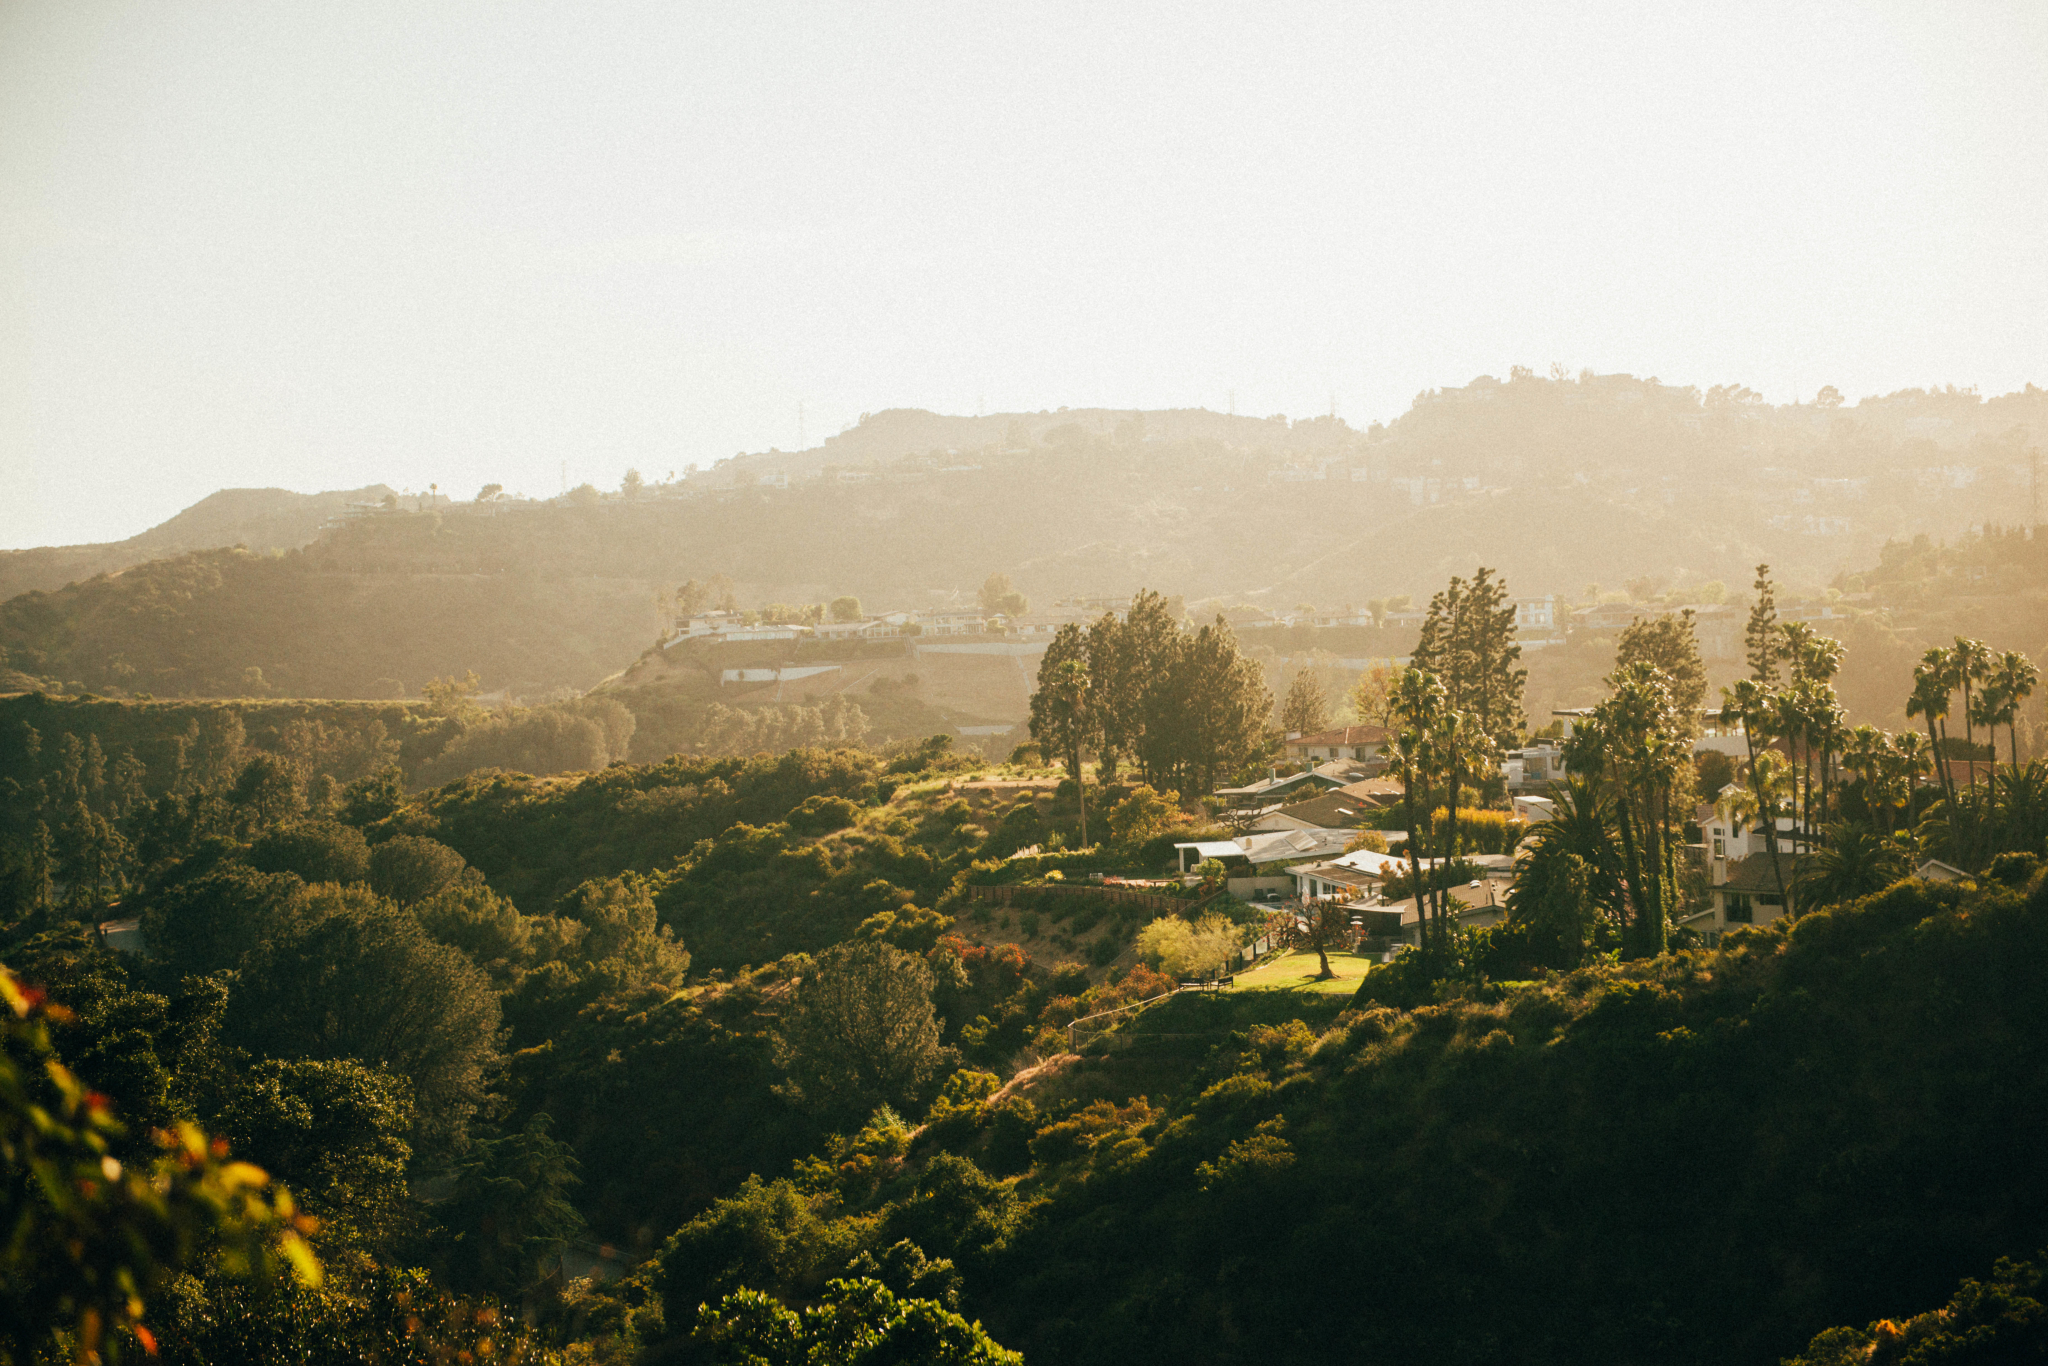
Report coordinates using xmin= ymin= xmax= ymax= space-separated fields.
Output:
xmin=4 ymin=1 xmax=2045 ymax=547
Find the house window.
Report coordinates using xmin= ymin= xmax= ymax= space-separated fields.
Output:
xmin=1713 ymin=837 xmax=1724 ymax=855
xmin=1724 ymin=894 xmax=1753 ymax=924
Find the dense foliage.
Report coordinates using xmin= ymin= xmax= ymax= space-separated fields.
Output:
xmin=9 ymin=552 xmax=2048 ymax=1364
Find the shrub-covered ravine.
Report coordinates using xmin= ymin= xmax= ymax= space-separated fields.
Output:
xmin=635 ymin=870 xmax=2048 ymax=1366
xmin=7 ymin=711 xmax=2048 ymax=1363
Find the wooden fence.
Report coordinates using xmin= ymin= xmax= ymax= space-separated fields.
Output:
xmin=968 ymin=883 xmax=1189 ymax=916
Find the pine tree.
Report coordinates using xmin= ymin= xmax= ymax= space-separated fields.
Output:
xmin=1746 ymin=564 xmax=1781 ymax=685
xmin=1615 ymin=611 xmax=1707 ymax=732
xmin=1280 ymin=668 xmax=1330 ymax=737
xmin=1412 ymin=567 xmax=1525 ymax=746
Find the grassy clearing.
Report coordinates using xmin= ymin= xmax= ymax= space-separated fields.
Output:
xmin=1230 ymin=949 xmax=1376 ymax=995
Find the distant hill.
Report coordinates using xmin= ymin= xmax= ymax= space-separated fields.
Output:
xmin=3 ymin=373 xmax=2044 ymax=713
xmin=0 ymin=484 xmax=394 ymax=600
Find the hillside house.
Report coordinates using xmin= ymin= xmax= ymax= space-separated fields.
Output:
xmin=1237 ymin=828 xmax=1357 ymax=869
xmin=1678 ymin=852 xmax=1798 ymax=936
xmin=1247 ymin=778 xmax=1405 ymax=832
xmin=915 ymin=611 xmax=988 ymax=637
xmin=1213 ymin=762 xmax=1361 ymax=809
xmin=1514 ymin=596 xmax=1557 ymax=630
xmin=1391 ymin=878 xmax=1511 ymax=945
xmin=1502 ymin=744 xmax=1564 ymax=792
xmin=1174 ymin=840 xmax=1248 ymax=874
xmin=1172 ymin=827 xmax=1356 ymax=874
xmin=1287 ymin=847 xmax=1409 ymax=901
xmin=1568 ymin=602 xmax=1642 ymax=632
xmin=812 ymin=619 xmax=883 ymax=642
xmin=1283 ymin=725 xmax=1390 ymax=764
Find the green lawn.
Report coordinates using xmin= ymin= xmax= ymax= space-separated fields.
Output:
xmin=1230 ymin=949 xmax=1376 ymax=995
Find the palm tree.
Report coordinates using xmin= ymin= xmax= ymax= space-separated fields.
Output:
xmin=1793 ymin=821 xmax=1909 ymax=909
xmin=1385 ymin=669 xmax=1449 ymax=960
xmin=1995 ymin=760 xmax=2048 ymax=858
xmin=1907 ymin=650 xmax=1958 ymax=809
xmin=1841 ymin=723 xmax=1891 ymax=830
xmin=1984 ymin=650 xmax=2039 ymax=769
xmin=1885 ymin=728 xmax=1930 ymax=830
xmin=1514 ymin=775 xmax=1625 ymax=927
xmin=1722 ymin=678 xmax=1792 ymax=914
xmin=1574 ymin=663 xmax=1688 ymax=956
xmin=1432 ymin=707 xmax=1494 ymax=947
xmin=1952 ymin=637 xmax=1992 ymax=789
xmin=1807 ymin=684 xmax=1848 ymax=830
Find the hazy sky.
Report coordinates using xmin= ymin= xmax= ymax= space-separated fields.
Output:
xmin=4 ymin=2 xmax=2045 ymax=548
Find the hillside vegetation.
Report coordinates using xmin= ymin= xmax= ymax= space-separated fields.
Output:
xmin=8 ymin=684 xmax=2048 ymax=1362
xmin=6 ymin=374 xmax=2045 ymax=714
xmin=0 ymin=484 xmax=392 ymax=600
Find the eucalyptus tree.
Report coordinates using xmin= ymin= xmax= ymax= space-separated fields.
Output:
xmin=1615 ymin=610 xmax=1708 ymax=731
xmin=1029 ymin=624 xmax=1094 ymax=781
xmin=1279 ymin=668 xmax=1331 ymax=737
xmin=1429 ymin=707 xmax=1496 ymax=943
xmin=1052 ymin=658 xmax=1094 ymax=846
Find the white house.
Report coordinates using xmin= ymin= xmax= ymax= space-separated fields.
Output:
xmin=1502 ymin=744 xmax=1564 ymax=792
xmin=1283 ymin=726 xmax=1390 ymax=764
xmin=1514 ymin=596 xmax=1557 ymax=631
xmin=1678 ymin=852 xmax=1796 ymax=936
